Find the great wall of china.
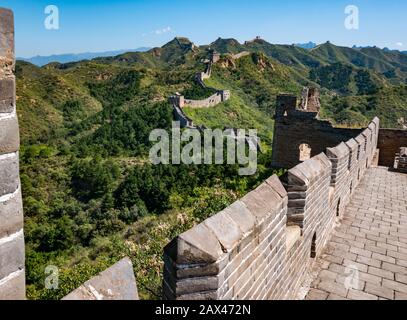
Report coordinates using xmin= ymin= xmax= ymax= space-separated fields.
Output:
xmin=162 ymin=94 xmax=381 ymax=300
xmin=1 ymin=8 xmax=407 ymax=300
xmin=169 ymin=50 xmax=231 ymax=129
xmin=169 ymin=48 xmax=260 ymax=151
xmin=169 ymin=49 xmax=251 ymax=128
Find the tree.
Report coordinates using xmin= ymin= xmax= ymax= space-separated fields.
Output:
xmin=71 ymin=158 xmax=120 ymax=201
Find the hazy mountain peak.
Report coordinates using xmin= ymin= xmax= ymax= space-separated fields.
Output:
xmin=212 ymin=37 xmax=241 ymax=45
xmin=209 ymin=38 xmax=246 ymax=54
xmin=18 ymin=48 xmax=150 ymax=67
xmin=295 ymin=42 xmax=317 ymax=49
xmin=163 ymin=37 xmax=195 ymax=48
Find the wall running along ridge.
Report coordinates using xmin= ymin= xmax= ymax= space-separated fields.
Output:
xmin=183 ymin=90 xmax=230 ymax=109
xmin=163 ymin=106 xmax=380 ymax=299
xmin=0 ymin=8 xmax=25 ymax=300
xmin=169 ymin=50 xmax=231 ymax=120
xmin=169 ymin=50 xmax=254 ymax=128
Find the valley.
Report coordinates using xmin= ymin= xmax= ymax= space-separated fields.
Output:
xmin=16 ymin=36 xmax=407 ymax=299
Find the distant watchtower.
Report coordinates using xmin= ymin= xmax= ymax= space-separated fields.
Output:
xmin=169 ymin=94 xmax=185 ymax=108
xmin=271 ymin=88 xmax=363 ymax=169
xmin=210 ymin=50 xmax=221 ymax=64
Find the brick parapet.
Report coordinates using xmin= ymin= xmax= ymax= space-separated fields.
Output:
xmin=163 ymin=175 xmax=288 ymax=300
xmin=0 ymin=8 xmax=25 ymax=300
xmin=164 ymin=117 xmax=380 ymax=300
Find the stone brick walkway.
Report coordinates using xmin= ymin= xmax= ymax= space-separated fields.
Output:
xmin=306 ymin=167 xmax=407 ymax=300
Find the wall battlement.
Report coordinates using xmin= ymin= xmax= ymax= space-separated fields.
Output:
xmin=183 ymin=90 xmax=230 ymax=109
xmin=163 ymin=115 xmax=380 ymax=300
xmin=0 ymin=8 xmax=25 ymax=300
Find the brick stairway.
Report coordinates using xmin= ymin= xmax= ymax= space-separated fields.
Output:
xmin=306 ymin=167 xmax=407 ymax=300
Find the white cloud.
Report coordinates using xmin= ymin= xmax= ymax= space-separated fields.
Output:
xmin=154 ymin=27 xmax=172 ymax=35
xmin=396 ymin=42 xmax=404 ymax=47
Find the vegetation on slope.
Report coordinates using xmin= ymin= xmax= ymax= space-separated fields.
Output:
xmin=17 ymin=37 xmax=407 ymax=300
xmin=17 ymin=47 xmax=282 ymax=300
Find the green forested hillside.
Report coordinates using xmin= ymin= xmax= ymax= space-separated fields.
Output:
xmin=17 ymin=37 xmax=407 ymax=300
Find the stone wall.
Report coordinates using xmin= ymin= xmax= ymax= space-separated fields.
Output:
xmin=231 ymin=51 xmax=251 ymax=60
xmin=63 ymin=258 xmax=139 ymax=300
xmin=163 ymin=117 xmax=380 ymax=300
xmin=377 ymin=129 xmax=407 ymax=167
xmin=170 ymin=50 xmax=231 ymax=121
xmin=271 ymin=94 xmax=363 ymax=169
xmin=184 ymin=90 xmax=230 ymax=109
xmin=169 ymin=96 xmax=195 ymax=128
xmin=0 ymin=8 xmax=25 ymax=300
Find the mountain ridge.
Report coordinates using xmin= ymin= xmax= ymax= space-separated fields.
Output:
xmin=16 ymin=34 xmax=407 ymax=301
xmin=18 ymin=47 xmax=151 ymax=66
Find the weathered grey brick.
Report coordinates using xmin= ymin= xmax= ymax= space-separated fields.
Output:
xmin=305 ymin=288 xmax=328 ymax=300
xmin=356 ymin=256 xmax=381 ymax=268
xmin=204 ymin=211 xmax=242 ymax=253
xmin=395 ymin=291 xmax=407 ymax=300
xmin=317 ymin=280 xmax=347 ymax=298
xmin=357 ymin=271 xmax=382 ymax=285
xmin=327 ymin=293 xmax=348 ymax=300
xmin=63 ymin=257 xmax=139 ymax=300
xmin=165 ymin=223 xmax=224 ymax=265
xmin=241 ymin=181 xmax=283 ymax=223
xmin=327 ymin=142 xmax=350 ymax=160
xmin=395 ymin=274 xmax=407 ymax=285
xmin=382 ymin=278 xmax=407 ymax=294
xmin=0 ymin=77 xmax=15 ymax=113
xmin=0 ymin=152 xmax=19 ymax=196
xmin=0 ymin=230 xmax=25 ymax=279
xmin=0 ymin=115 xmax=19 ymax=155
xmin=175 ymin=276 xmax=220 ymax=296
xmin=0 ymin=269 xmax=25 ymax=300
xmin=368 ymin=266 xmax=394 ymax=280
xmin=0 ymin=9 xmax=14 ymax=70
xmin=371 ymin=252 xmax=395 ymax=264
xmin=224 ymin=200 xmax=255 ymax=235
xmin=347 ymin=289 xmax=378 ymax=300
xmin=364 ymin=283 xmax=394 ymax=300
xmin=381 ymin=262 xmax=406 ymax=274
xmin=0 ymin=186 xmax=23 ymax=238
xmin=0 ymin=9 xmax=14 ymax=34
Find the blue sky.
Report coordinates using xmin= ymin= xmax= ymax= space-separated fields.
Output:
xmin=2 ymin=0 xmax=406 ymax=57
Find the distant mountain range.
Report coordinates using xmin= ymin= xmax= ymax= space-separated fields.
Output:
xmin=295 ymin=42 xmax=317 ymax=49
xmin=18 ymin=43 xmax=407 ymax=67
xmin=296 ymin=42 xmax=407 ymax=54
xmin=18 ymin=47 xmax=151 ymax=66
